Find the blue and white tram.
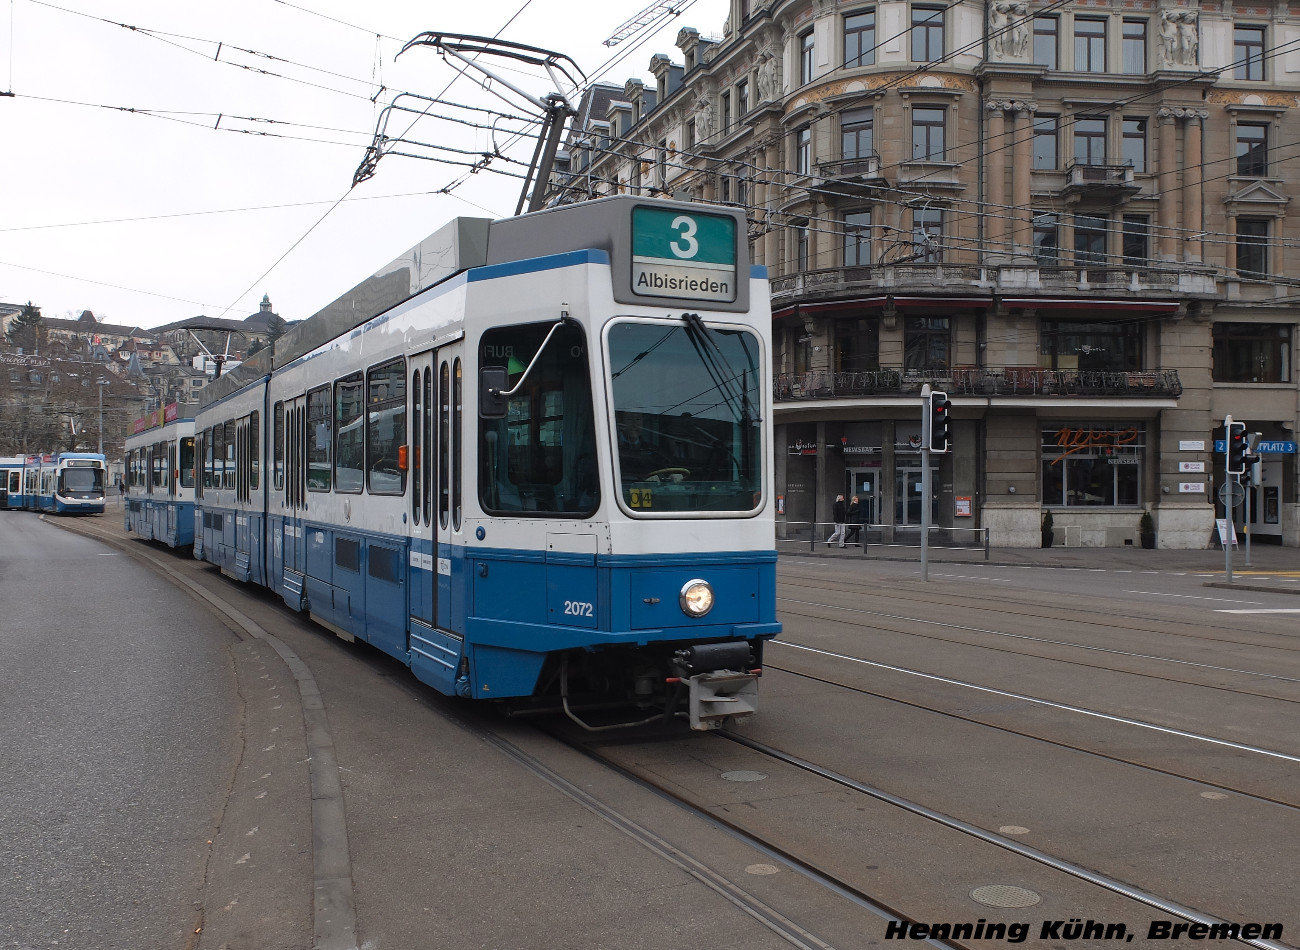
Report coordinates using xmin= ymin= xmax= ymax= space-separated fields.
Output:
xmin=195 ymin=196 xmax=780 ymax=729
xmin=124 ymin=405 xmax=196 ymax=548
xmin=0 ymin=456 xmax=24 ymax=509
xmin=17 ymin=453 xmax=108 ymax=514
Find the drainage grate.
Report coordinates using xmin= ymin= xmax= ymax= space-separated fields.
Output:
xmin=970 ymin=885 xmax=1042 ymax=908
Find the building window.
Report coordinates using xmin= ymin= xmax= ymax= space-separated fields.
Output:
xmin=1235 ymin=122 xmax=1268 ymax=177
xmin=833 ymin=316 xmax=880 ymax=372
xmin=1234 ymin=25 xmax=1266 ymax=80
xmin=1033 ymin=213 xmax=1060 ymax=265
xmin=1122 ymin=215 xmax=1150 ymax=266
xmin=721 ymin=91 xmax=732 ymax=134
xmin=845 ymin=10 xmax=876 ymax=68
xmin=796 ymin=125 xmax=812 ymax=176
xmin=841 ymin=107 xmax=874 ymax=168
xmin=1042 ymin=424 xmax=1144 ymax=507
xmin=794 ymin=223 xmax=810 ymax=272
xmin=737 ymin=79 xmax=749 ymax=116
xmin=1074 ymin=17 xmax=1107 ymax=72
xmin=912 ymin=207 xmax=943 ymax=263
xmin=1213 ymin=323 xmax=1292 ymax=383
xmin=1074 ymin=214 xmax=1109 ymax=268
xmin=1121 ymin=19 xmax=1146 ymax=74
xmin=1236 ymin=218 xmax=1270 ymax=277
xmin=734 ymin=165 xmax=748 ymax=205
xmin=1033 ymin=115 xmax=1058 ymax=169
xmin=843 ymin=210 xmax=872 ymax=266
xmin=1073 ymin=116 xmax=1107 ymax=166
xmin=656 ymin=138 xmax=668 ymax=191
xmin=904 ymin=316 xmax=950 ymax=370
xmin=799 ymin=29 xmax=815 ymax=85
xmin=1122 ymin=118 xmax=1146 ymax=172
xmin=1034 ymin=16 xmax=1058 ymax=69
xmin=911 ymin=106 xmax=945 ymax=161
xmin=911 ymin=5 xmax=945 ymax=62
xmin=1041 ymin=320 xmax=1142 ymax=372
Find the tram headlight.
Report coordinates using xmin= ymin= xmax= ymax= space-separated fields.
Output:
xmin=679 ymin=579 xmax=714 ymax=618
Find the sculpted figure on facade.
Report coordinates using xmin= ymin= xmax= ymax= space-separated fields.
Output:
xmin=1159 ymin=9 xmax=1199 ymax=68
xmin=757 ymin=47 xmax=780 ymax=102
xmin=694 ymin=95 xmax=713 ymax=143
xmin=988 ymin=1 xmax=1030 ymax=60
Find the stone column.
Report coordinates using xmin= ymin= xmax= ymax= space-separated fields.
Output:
xmin=1183 ymin=111 xmax=1207 ymax=263
xmin=1010 ymin=103 xmax=1035 ymax=258
xmin=985 ymin=102 xmax=1007 ymax=255
xmin=1157 ymin=109 xmax=1179 ymax=261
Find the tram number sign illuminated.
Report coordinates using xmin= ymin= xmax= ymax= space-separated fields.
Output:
xmin=631 ymin=207 xmax=737 ymax=303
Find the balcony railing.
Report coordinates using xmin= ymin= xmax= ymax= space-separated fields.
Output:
xmin=1062 ymin=162 xmax=1142 ymax=201
xmin=774 ymin=367 xmax=1182 ymax=401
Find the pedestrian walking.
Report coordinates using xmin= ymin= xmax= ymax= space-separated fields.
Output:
xmin=845 ymin=495 xmax=862 ymax=545
xmin=827 ymin=494 xmax=847 ymax=546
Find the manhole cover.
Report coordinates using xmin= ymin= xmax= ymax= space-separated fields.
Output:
xmin=720 ymin=770 xmax=768 ymax=782
xmin=970 ymin=885 xmax=1042 ymax=908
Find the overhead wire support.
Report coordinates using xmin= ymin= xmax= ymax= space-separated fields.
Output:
xmin=354 ymin=31 xmax=582 ymax=212
xmin=603 ymin=0 xmax=682 ymax=47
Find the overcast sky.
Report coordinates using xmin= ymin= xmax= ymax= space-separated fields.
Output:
xmin=0 ymin=0 xmax=727 ymax=330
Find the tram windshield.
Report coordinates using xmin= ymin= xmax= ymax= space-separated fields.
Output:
xmin=478 ymin=321 xmax=599 ymax=516
xmin=608 ymin=319 xmax=762 ymax=514
xmin=58 ymin=464 xmax=105 ymax=497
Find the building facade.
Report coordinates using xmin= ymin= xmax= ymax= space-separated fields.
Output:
xmin=555 ymin=0 xmax=1300 ymax=547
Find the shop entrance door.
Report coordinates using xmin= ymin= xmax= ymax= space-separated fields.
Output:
xmin=895 ymin=465 xmax=938 ymax=526
xmin=845 ymin=468 xmax=879 ymax=526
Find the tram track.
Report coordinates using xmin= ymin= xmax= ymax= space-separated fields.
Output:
xmin=776 ymin=596 xmax=1300 ymax=705
xmin=775 ymin=571 xmax=1300 ymax=657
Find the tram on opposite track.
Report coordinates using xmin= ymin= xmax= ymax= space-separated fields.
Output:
xmin=2 ymin=453 xmax=107 ymax=514
xmin=191 ymin=195 xmax=781 ymax=729
xmin=123 ymin=404 xmax=196 ymax=548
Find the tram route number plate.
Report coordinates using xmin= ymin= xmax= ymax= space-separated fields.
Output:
xmin=631 ymin=207 xmax=737 ymax=303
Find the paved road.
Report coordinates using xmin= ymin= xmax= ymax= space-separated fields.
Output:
xmin=0 ymin=513 xmax=242 ymax=950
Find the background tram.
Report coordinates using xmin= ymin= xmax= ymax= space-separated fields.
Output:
xmin=193 ymin=196 xmax=780 ymax=729
xmin=124 ymin=404 xmax=196 ymax=548
xmin=9 ymin=453 xmax=108 ymax=514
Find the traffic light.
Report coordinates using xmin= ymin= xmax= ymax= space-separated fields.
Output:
xmin=928 ymin=390 xmax=952 ymax=453
xmin=1226 ymin=420 xmax=1247 ymax=475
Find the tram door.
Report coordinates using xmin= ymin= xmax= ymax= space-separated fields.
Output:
xmin=407 ymin=348 xmax=461 ymax=693
xmin=281 ymin=393 xmax=308 ymax=610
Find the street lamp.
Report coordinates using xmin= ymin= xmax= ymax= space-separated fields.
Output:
xmin=97 ymin=378 xmax=110 ymax=454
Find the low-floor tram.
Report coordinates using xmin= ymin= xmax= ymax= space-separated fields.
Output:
xmin=7 ymin=453 xmax=108 ymax=514
xmin=0 ymin=456 xmax=25 ymax=509
xmin=124 ymin=404 xmax=196 ymax=548
xmin=194 ymin=196 xmax=780 ymax=729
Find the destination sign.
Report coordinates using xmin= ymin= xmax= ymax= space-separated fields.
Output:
xmin=631 ymin=206 xmax=737 ymax=303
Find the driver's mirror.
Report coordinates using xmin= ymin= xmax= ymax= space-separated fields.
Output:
xmin=480 ymin=366 xmax=509 ymax=418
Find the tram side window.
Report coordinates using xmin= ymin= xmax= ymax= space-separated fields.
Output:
xmin=307 ymin=385 xmax=332 ymax=491
xmin=478 ymin=322 xmax=598 ymax=517
xmin=411 ymin=370 xmax=422 ymax=522
xmin=335 ymin=374 xmax=364 ymax=493
xmin=367 ymin=358 xmax=406 ymax=495
xmin=152 ymin=441 xmax=165 ymax=490
xmin=224 ymin=420 xmax=237 ymax=490
xmin=180 ymin=437 xmax=195 ymax=489
xmin=249 ymin=411 xmax=260 ymax=491
xmin=273 ymin=402 xmax=285 ymax=491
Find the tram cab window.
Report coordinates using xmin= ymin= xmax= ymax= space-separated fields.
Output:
xmin=608 ymin=319 xmax=763 ymax=514
xmin=478 ymin=321 xmax=598 ymax=516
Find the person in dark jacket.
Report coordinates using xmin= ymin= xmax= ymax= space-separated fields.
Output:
xmin=827 ymin=494 xmax=847 ymax=546
xmin=845 ymin=495 xmax=862 ymax=545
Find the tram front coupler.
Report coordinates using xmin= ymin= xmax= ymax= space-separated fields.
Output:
xmin=670 ymin=641 xmax=760 ymax=731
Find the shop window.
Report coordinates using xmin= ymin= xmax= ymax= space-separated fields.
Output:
xmin=1040 ymin=319 xmax=1143 ymax=372
xmin=833 ymin=316 xmax=880 ymax=372
xmin=904 ymin=316 xmax=950 ymax=371
xmin=1042 ymin=424 xmax=1144 ymax=507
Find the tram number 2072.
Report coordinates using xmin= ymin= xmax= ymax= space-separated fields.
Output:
xmin=563 ymin=600 xmax=595 ymax=618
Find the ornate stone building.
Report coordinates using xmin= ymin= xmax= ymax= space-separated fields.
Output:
xmin=554 ymin=0 xmax=1300 ymax=547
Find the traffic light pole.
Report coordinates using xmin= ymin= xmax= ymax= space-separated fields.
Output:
xmin=920 ymin=385 xmax=931 ymax=582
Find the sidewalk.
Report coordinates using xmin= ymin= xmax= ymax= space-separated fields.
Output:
xmin=779 ymin=536 xmax=1300 ymax=593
